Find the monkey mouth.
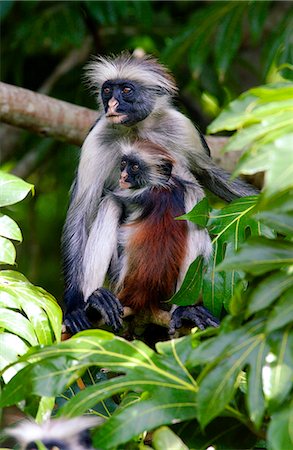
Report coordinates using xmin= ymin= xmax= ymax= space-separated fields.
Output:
xmin=106 ymin=113 xmax=128 ymax=124
xmin=119 ymin=179 xmax=131 ymax=189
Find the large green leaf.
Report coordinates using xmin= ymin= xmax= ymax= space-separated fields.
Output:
xmin=266 ymin=288 xmax=293 ymax=333
xmin=0 ymin=332 xmax=29 ymax=383
xmin=264 ymin=328 xmax=293 ymax=411
xmin=203 ymin=196 xmax=265 ymax=312
xmin=257 ymin=187 xmax=293 ymax=220
xmin=0 ymin=331 xmax=198 ymax=448
xmin=169 ymin=257 xmax=203 ymax=306
xmin=152 ymin=426 xmax=189 ymax=450
xmin=246 ymin=271 xmax=293 ymax=316
xmin=178 ymin=197 xmax=210 ymax=228
xmin=217 ymin=237 xmax=293 ymax=275
xmin=267 ymin=399 xmax=293 ymax=450
xmin=189 ymin=319 xmax=267 ymax=427
xmin=0 ymin=170 xmax=34 ymax=207
xmin=0 ymin=235 xmax=16 ymax=265
xmin=0 ymin=270 xmax=62 ymax=342
xmin=0 ymin=307 xmax=38 ymax=346
xmin=0 ymin=213 xmax=22 ymax=241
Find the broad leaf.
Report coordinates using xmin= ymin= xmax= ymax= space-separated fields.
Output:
xmin=267 ymin=399 xmax=293 ymax=450
xmin=246 ymin=271 xmax=293 ymax=316
xmin=0 ymin=331 xmax=198 ymax=448
xmin=0 ymin=213 xmax=22 ymax=241
xmin=0 ymin=270 xmax=62 ymax=342
xmin=263 ymin=328 xmax=293 ymax=411
xmin=217 ymin=237 xmax=293 ymax=275
xmin=169 ymin=257 xmax=203 ymax=306
xmin=0 ymin=170 xmax=34 ymax=207
xmin=203 ymin=196 xmax=264 ymax=311
xmin=0 ymin=307 xmax=38 ymax=346
xmin=266 ymin=288 xmax=293 ymax=333
xmin=0 ymin=332 xmax=29 ymax=383
xmin=152 ymin=426 xmax=189 ymax=450
xmin=192 ymin=319 xmax=267 ymax=427
xmin=0 ymin=235 xmax=16 ymax=265
xmin=178 ymin=197 xmax=210 ymax=228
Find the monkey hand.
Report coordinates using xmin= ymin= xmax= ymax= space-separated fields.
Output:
xmin=169 ymin=305 xmax=220 ymax=336
xmin=63 ymin=308 xmax=94 ymax=335
xmin=85 ymin=287 xmax=124 ymax=332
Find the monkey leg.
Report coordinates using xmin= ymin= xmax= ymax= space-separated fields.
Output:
xmin=169 ymin=305 xmax=220 ymax=336
xmin=85 ymin=287 xmax=124 ymax=332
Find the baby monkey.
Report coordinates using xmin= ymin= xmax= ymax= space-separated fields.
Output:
xmin=83 ymin=140 xmax=219 ymax=334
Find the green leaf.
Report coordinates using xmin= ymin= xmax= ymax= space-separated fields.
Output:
xmin=0 ymin=331 xmax=198 ymax=448
xmin=217 ymin=237 xmax=293 ymax=275
xmin=0 ymin=271 xmax=62 ymax=342
xmin=169 ymin=257 xmax=203 ymax=306
xmin=264 ymin=329 xmax=293 ymax=412
xmin=266 ymin=287 xmax=293 ymax=333
xmin=203 ymin=196 xmax=264 ymax=310
xmin=0 ymin=236 xmax=16 ymax=265
xmin=246 ymin=271 xmax=293 ymax=316
xmin=0 ymin=170 xmax=34 ymax=207
xmin=214 ymin=4 xmax=245 ymax=80
xmin=0 ymin=332 xmax=29 ymax=383
xmin=152 ymin=426 xmax=189 ymax=450
xmin=178 ymin=197 xmax=210 ymax=228
xmin=248 ymin=0 xmax=271 ymax=42
xmin=195 ymin=320 xmax=266 ymax=427
xmin=267 ymin=400 xmax=293 ymax=450
xmin=0 ymin=214 xmax=22 ymax=241
xmin=0 ymin=307 xmax=38 ymax=346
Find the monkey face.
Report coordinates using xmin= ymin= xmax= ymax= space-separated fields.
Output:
xmin=119 ymin=156 xmax=149 ymax=189
xmin=101 ymin=80 xmax=155 ymax=126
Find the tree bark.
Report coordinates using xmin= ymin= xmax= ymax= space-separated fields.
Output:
xmin=0 ymin=82 xmax=98 ymax=146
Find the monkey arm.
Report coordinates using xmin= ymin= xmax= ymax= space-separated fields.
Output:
xmin=64 ymin=196 xmax=123 ymax=334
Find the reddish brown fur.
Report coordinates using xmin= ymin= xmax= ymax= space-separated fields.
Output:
xmin=117 ymin=188 xmax=187 ymax=312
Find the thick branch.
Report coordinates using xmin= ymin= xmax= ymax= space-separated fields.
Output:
xmin=0 ymin=82 xmax=98 ymax=146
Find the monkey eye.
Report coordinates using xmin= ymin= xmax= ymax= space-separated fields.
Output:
xmin=131 ymin=164 xmax=139 ymax=172
xmin=103 ymin=87 xmax=111 ymax=95
xmin=122 ymin=86 xmax=132 ymax=94
xmin=120 ymin=160 xmax=127 ymax=170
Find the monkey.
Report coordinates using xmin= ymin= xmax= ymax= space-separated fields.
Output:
xmin=6 ymin=416 xmax=101 ymax=450
xmin=64 ymin=140 xmax=219 ymax=335
xmin=62 ymin=52 xmax=257 ymax=334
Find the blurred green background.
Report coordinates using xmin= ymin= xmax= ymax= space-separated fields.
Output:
xmin=1 ymin=0 xmax=292 ymax=302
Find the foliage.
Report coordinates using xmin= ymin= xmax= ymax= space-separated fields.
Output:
xmin=1 ymin=2 xmax=293 ymax=449
xmin=0 ymin=171 xmax=62 ymax=422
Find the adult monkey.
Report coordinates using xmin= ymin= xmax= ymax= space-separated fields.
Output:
xmin=62 ymin=52 xmax=257 ymax=334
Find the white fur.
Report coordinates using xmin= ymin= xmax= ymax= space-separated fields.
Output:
xmin=82 ymin=196 xmax=121 ymax=300
xmin=7 ymin=416 xmax=100 ymax=449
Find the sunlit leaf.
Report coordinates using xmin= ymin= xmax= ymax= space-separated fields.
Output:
xmin=0 ymin=330 xmax=198 ymax=448
xmin=0 ymin=307 xmax=38 ymax=346
xmin=0 ymin=170 xmax=33 ymax=207
xmin=0 ymin=214 xmax=22 ymax=241
xmin=152 ymin=426 xmax=189 ymax=450
xmin=263 ymin=328 xmax=293 ymax=412
xmin=0 ymin=236 xmax=16 ymax=265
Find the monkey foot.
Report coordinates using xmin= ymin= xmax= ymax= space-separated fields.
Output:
xmin=169 ymin=305 xmax=220 ymax=336
xmin=85 ymin=287 xmax=124 ymax=332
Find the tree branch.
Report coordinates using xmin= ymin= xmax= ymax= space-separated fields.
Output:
xmin=0 ymin=82 xmax=98 ymax=146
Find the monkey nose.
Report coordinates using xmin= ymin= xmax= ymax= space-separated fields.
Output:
xmin=108 ymin=97 xmax=119 ymax=108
